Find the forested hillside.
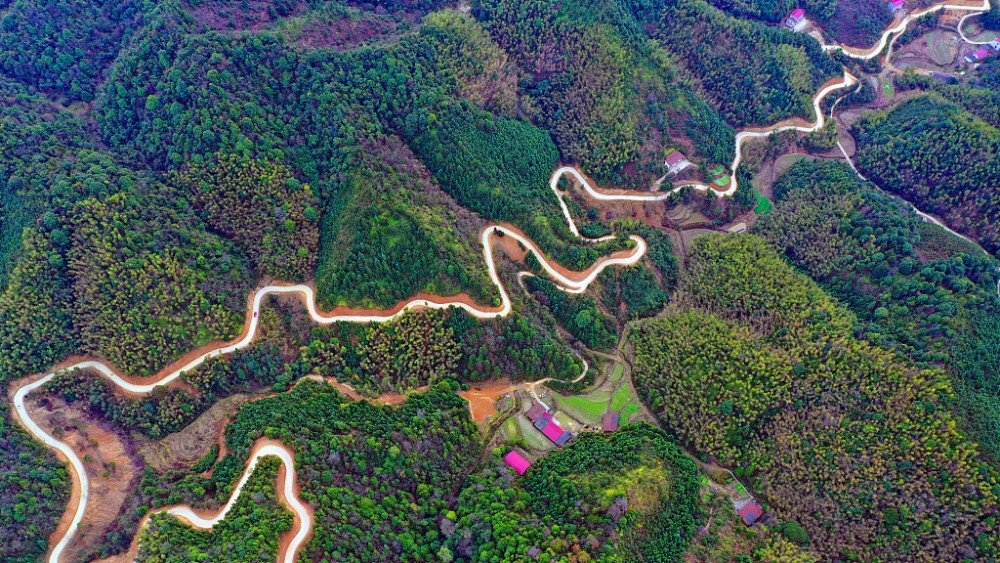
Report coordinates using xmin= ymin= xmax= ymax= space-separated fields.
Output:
xmin=133 ymin=380 xmax=700 ymax=563
xmin=478 ymin=0 xmax=840 ymax=185
xmin=705 ymin=0 xmax=891 ymax=47
xmin=652 ymin=0 xmax=841 ymax=126
xmin=853 ymin=95 xmax=1000 ymax=256
xmin=756 ymin=159 xmax=1000 ymax=460
xmin=0 ymin=404 xmax=69 ymax=563
xmin=0 ymin=79 xmax=120 ymax=284
xmin=0 ymin=0 xmax=144 ymax=100
xmin=137 ymin=456 xmax=294 ymax=562
xmin=172 ymin=155 xmax=320 ymax=280
xmin=3 ymin=0 xmax=994 ymax=561
xmin=631 ymin=235 xmax=1000 ymax=562
xmin=317 ymin=129 xmax=497 ymax=308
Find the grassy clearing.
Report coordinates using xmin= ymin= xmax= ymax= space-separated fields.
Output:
xmin=561 ymin=394 xmax=607 ymax=417
xmin=608 ymin=364 xmax=624 ymax=383
xmin=610 ymin=384 xmax=636 ymax=412
xmin=558 ymin=397 xmax=605 ymax=426
xmin=517 ymin=415 xmax=554 ymax=450
xmin=505 ymin=418 xmax=521 ymax=441
xmin=881 ymin=77 xmax=893 ymax=97
xmin=554 ymin=411 xmax=583 ymax=432
xmin=621 ymin=402 xmax=640 ymax=424
xmin=752 ymin=189 xmax=773 ymax=215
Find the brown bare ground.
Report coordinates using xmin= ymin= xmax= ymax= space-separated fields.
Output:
xmin=138 ymin=394 xmax=250 ymax=473
xmin=26 ymin=396 xmax=138 ymax=563
xmin=458 ymin=380 xmax=515 ymax=423
xmin=493 ymin=232 xmax=529 ymax=263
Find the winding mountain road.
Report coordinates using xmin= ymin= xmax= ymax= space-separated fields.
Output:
xmin=553 ymin=73 xmax=859 ymax=200
xmin=837 ymin=141 xmax=1000 ymax=297
xmin=161 ymin=443 xmax=310 ymax=563
xmin=821 ymin=0 xmax=992 ymax=59
xmin=563 ymin=0 xmax=992 ymax=201
xmin=12 ymin=171 xmax=644 ymax=563
xmin=11 ymin=1 xmax=995 ymax=561
xmin=958 ymin=6 xmax=999 ymax=43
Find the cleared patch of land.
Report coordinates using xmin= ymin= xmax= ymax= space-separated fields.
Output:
xmin=608 ymin=363 xmax=624 ymax=382
xmin=916 ymin=220 xmax=990 ymax=260
xmin=752 ymin=190 xmax=773 ymax=215
xmin=26 ymin=396 xmax=138 ymax=563
xmin=621 ymin=402 xmax=641 ymax=424
xmin=138 ymin=394 xmax=249 ymax=472
xmin=610 ymin=384 xmax=635 ymax=412
xmin=517 ymin=414 xmax=554 ymax=451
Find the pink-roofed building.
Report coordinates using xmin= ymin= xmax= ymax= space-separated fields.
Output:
xmin=888 ymin=0 xmax=905 ymax=13
xmin=967 ymin=49 xmax=991 ymax=63
xmin=540 ymin=420 xmax=572 ymax=446
xmin=503 ymin=450 xmax=531 ymax=475
xmin=602 ymin=411 xmax=620 ymax=432
xmin=785 ymin=9 xmax=804 ymax=28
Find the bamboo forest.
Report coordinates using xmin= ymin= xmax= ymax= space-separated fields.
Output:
xmin=0 ymin=0 xmax=998 ymax=562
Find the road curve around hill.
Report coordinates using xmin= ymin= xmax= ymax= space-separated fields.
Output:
xmin=11 ymin=1 xmax=995 ymax=561
xmin=822 ymin=0 xmax=991 ymax=58
xmin=11 ymin=173 xmax=643 ymax=563
xmin=958 ymin=4 xmax=998 ymax=44
xmin=551 ymin=73 xmax=858 ymax=200
xmin=162 ymin=443 xmax=309 ymax=563
xmin=837 ymin=141 xmax=1000 ymax=298
xmin=549 ymin=0 xmax=991 ymax=202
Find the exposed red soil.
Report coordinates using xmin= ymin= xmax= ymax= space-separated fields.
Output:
xmin=493 ymin=232 xmax=530 ymax=263
xmin=26 ymin=397 xmax=139 ymax=563
xmin=458 ymin=380 xmax=515 ymax=423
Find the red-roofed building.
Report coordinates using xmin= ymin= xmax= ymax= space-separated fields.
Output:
xmin=525 ymin=402 xmax=547 ymax=422
xmin=503 ymin=450 xmax=531 ymax=475
xmin=785 ymin=8 xmax=804 ymax=28
xmin=602 ymin=411 xmax=620 ymax=432
xmin=737 ymin=500 xmax=764 ymax=526
xmin=663 ymin=150 xmax=691 ymax=176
